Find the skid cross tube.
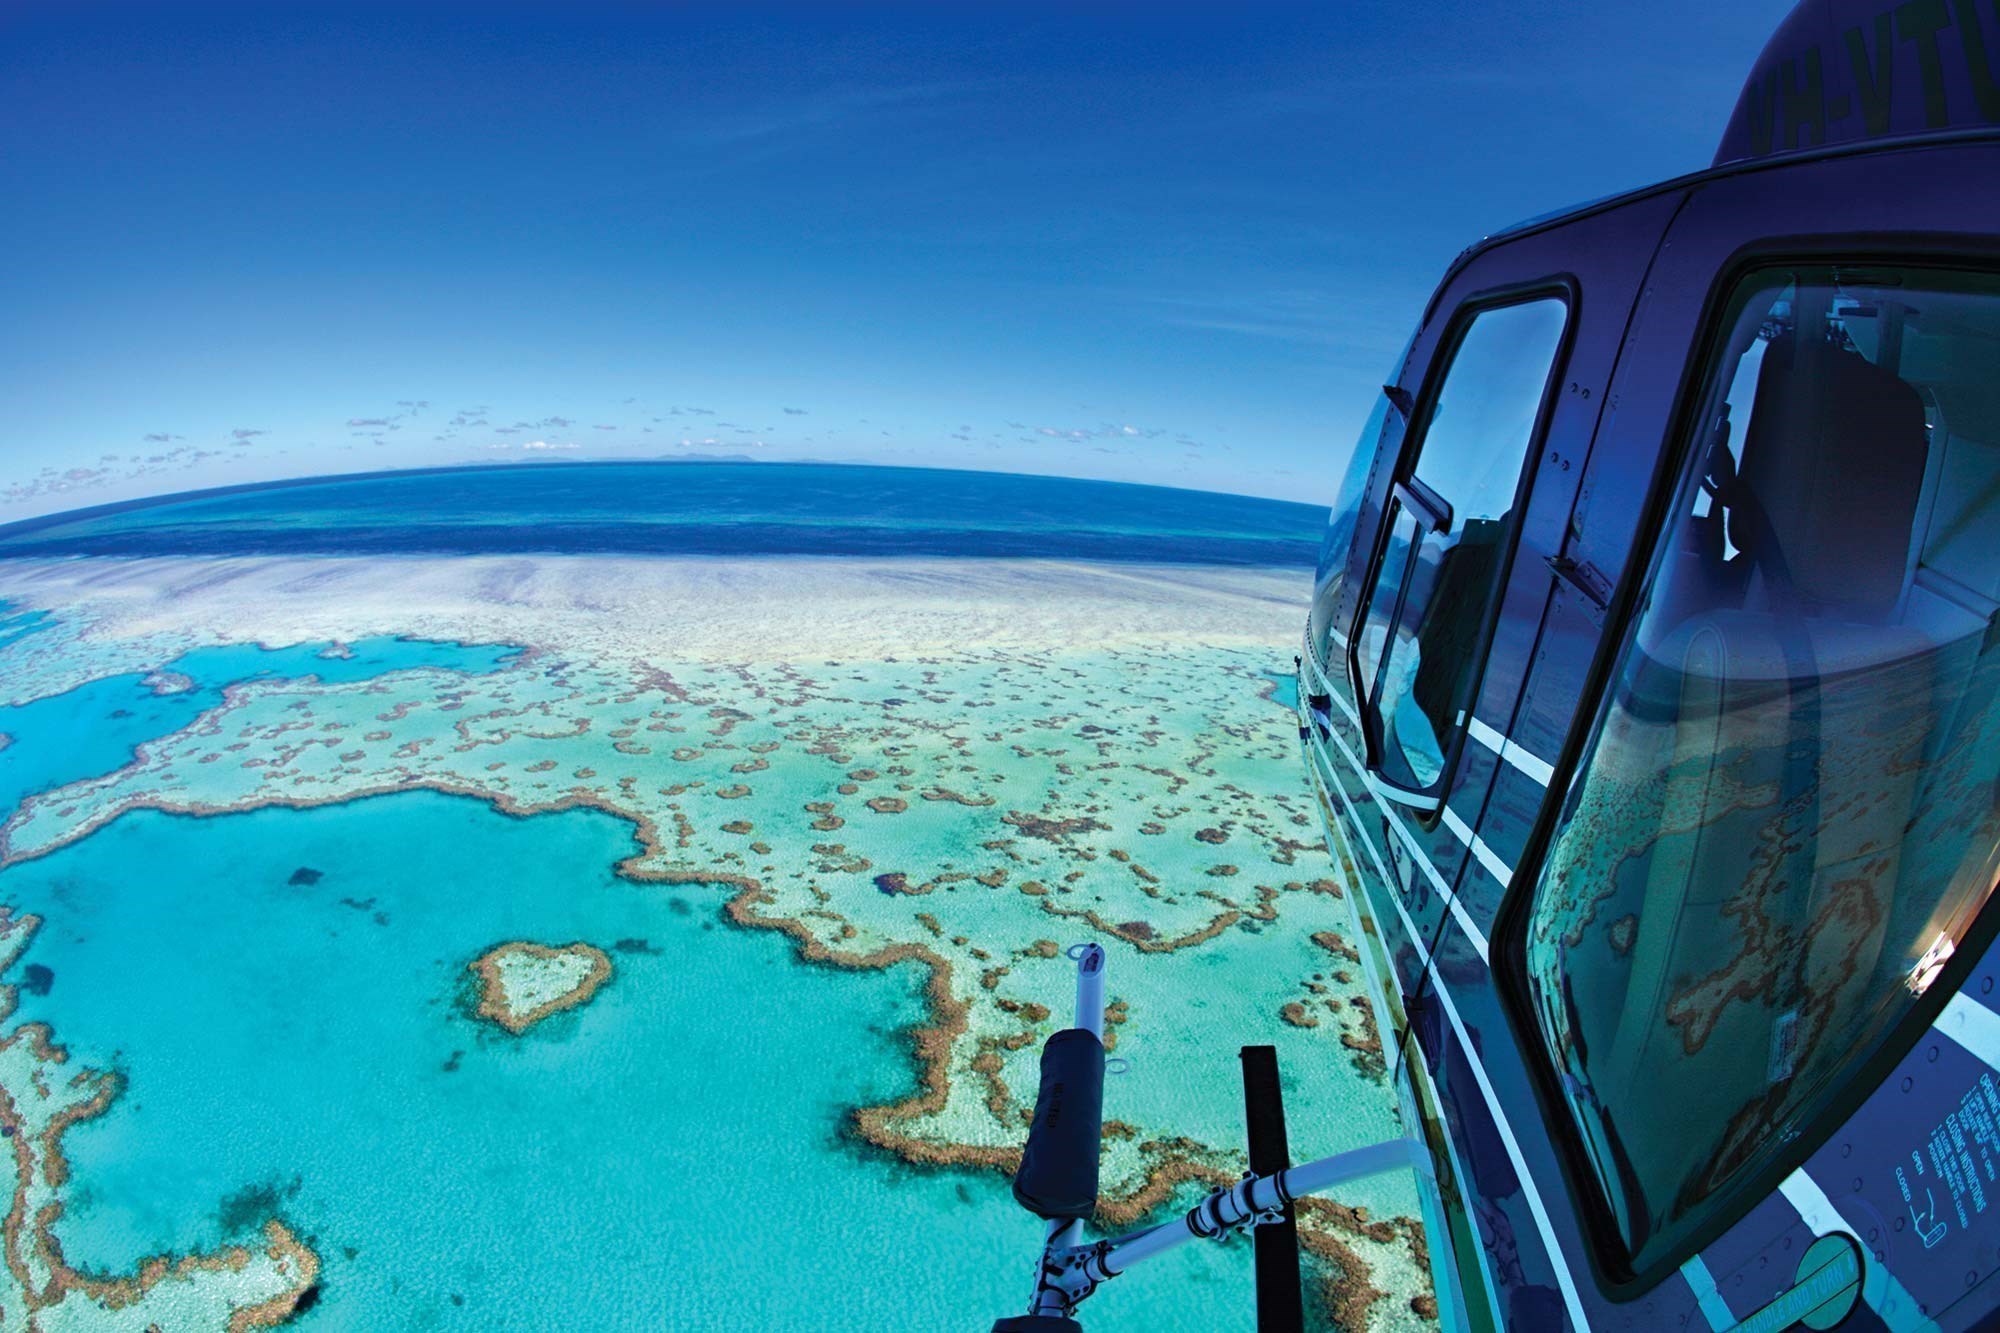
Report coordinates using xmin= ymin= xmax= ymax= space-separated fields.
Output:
xmin=1022 ymin=1139 xmax=1433 ymax=1320
xmin=998 ymin=944 xmax=1434 ymax=1328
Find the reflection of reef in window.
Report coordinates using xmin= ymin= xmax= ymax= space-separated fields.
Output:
xmin=1530 ymin=266 xmax=2000 ymax=1273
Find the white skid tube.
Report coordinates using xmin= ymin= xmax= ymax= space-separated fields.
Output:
xmin=1070 ymin=943 xmax=1105 ymax=1040
xmin=1039 ymin=944 xmax=1109 ymax=1260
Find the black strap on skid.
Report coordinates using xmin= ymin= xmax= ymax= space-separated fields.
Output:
xmin=1240 ymin=1045 xmax=1305 ymax=1332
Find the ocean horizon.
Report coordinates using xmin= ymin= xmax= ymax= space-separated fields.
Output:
xmin=0 ymin=461 xmax=1329 ymax=566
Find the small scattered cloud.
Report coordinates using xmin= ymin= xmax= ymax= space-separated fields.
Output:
xmin=1033 ymin=421 xmax=1165 ymax=445
xmin=485 ymin=438 xmax=581 ymax=453
xmin=782 ymin=407 xmax=808 ymax=416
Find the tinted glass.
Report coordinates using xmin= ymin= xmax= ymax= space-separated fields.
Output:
xmin=1376 ymin=298 xmax=1566 ymax=790
xmin=1356 ymin=505 xmax=1419 ymax=709
xmin=1309 ymin=393 xmax=1394 ymax=670
xmin=1525 ymin=266 xmax=2000 ymax=1274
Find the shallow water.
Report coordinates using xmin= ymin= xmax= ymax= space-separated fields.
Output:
xmin=0 ymin=541 xmax=1430 ymax=1332
xmin=3 ymin=791 xmax=1285 ymax=1331
xmin=0 ymin=635 xmax=517 ymax=823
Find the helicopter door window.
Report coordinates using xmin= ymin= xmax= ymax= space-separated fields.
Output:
xmin=1355 ymin=295 xmax=1568 ymax=797
xmin=1522 ymin=264 xmax=2000 ymax=1279
xmin=1355 ymin=504 xmax=1420 ymax=714
xmin=1310 ymin=392 xmax=1401 ymax=671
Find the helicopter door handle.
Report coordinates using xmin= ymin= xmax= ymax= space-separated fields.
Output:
xmin=1546 ymin=553 xmax=1609 ymax=607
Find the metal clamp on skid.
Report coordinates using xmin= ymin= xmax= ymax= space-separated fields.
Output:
xmin=1188 ymin=1174 xmax=1289 ymax=1241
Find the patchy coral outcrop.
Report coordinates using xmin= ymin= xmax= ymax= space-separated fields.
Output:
xmin=468 ymin=941 xmax=613 ymax=1034
xmin=0 ymin=909 xmax=320 ymax=1330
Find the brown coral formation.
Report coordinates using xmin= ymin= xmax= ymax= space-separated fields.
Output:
xmin=467 ymin=941 xmax=614 ymax=1034
xmin=0 ymin=912 xmax=321 ymax=1329
xmin=0 ymin=632 xmax=1432 ymax=1328
xmin=1003 ymin=811 xmax=1107 ymax=841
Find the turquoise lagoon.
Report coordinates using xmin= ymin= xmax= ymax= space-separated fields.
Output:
xmin=0 ymin=468 xmax=1431 ymax=1332
xmin=0 ymin=615 xmax=517 ymax=823
xmin=3 ymin=791 xmax=1267 ymax=1330
xmin=0 ymin=679 xmax=1336 ymax=1328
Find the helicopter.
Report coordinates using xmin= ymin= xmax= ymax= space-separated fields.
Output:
xmin=992 ymin=2 xmax=2000 ymax=1328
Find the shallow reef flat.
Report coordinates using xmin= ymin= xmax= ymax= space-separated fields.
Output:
xmin=0 ymin=908 xmax=319 ymax=1331
xmin=469 ymin=941 xmax=614 ymax=1033
xmin=0 ymin=556 xmax=1435 ymax=1331
xmin=0 ymin=556 xmax=1311 ymax=695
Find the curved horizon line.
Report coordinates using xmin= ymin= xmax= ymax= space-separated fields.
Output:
xmin=0 ymin=457 xmax=1328 ymax=544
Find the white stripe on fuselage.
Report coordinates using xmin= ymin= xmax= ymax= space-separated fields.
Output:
xmin=1938 ymin=993 xmax=2000 ymax=1070
xmin=1313 ymin=721 xmax=1491 ymax=964
xmin=1440 ymin=803 xmax=1516 ymax=888
xmin=1468 ymin=714 xmax=1555 ymax=786
xmin=1312 ymin=773 xmax=1509 ymax=1327
xmin=1378 ymin=795 xmax=1491 ymax=964
xmin=1310 ymin=724 xmax=1589 ymax=1330
xmin=1679 ymin=1254 xmax=1734 ymax=1332
xmin=1778 ymin=1171 xmax=1939 ymax=1333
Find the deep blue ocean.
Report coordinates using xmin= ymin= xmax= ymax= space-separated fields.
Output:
xmin=0 ymin=462 xmax=1326 ymax=565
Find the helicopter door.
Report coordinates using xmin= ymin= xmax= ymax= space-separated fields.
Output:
xmin=1341 ymin=188 xmax=1689 ymax=1330
xmin=1352 ymin=296 xmax=1569 ymax=804
xmin=1498 ymin=137 xmax=2000 ymax=1313
xmin=1342 ymin=283 xmax=1578 ymax=978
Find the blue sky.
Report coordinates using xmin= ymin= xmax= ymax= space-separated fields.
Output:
xmin=1 ymin=1 xmax=1794 ymax=518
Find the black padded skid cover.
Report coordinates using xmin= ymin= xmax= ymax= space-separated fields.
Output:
xmin=1012 ymin=1027 xmax=1106 ymax=1220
